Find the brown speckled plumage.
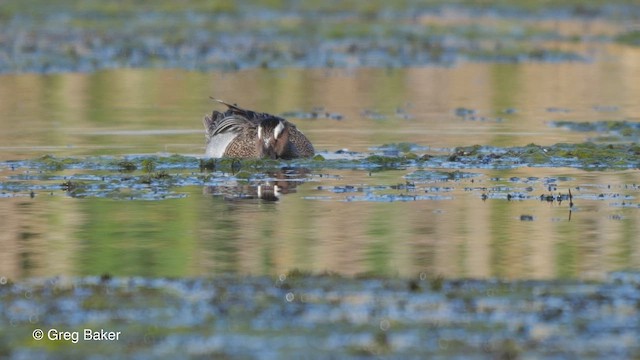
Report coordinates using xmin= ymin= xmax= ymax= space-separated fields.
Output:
xmin=203 ymin=99 xmax=315 ymax=159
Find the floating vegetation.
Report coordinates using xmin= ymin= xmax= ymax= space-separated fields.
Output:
xmin=550 ymin=120 xmax=640 ymax=139
xmin=455 ymin=107 xmax=477 ymax=118
xmin=280 ymin=108 xmax=344 ymax=121
xmin=447 ymin=143 xmax=640 ymax=169
xmin=546 ymin=107 xmax=572 ymax=113
xmin=361 ymin=109 xmax=388 ymax=120
xmin=141 ymin=158 xmax=156 ymax=173
xmin=354 ymin=105 xmax=415 ymax=122
xmin=405 ymin=170 xmax=480 ymax=182
xmin=36 ymin=154 xmax=83 ymax=171
xmin=1 ymin=142 xmax=639 ymax=201
xmin=344 ymin=193 xmax=453 ymax=202
xmin=454 ymin=107 xmax=505 ymax=122
xmin=371 ymin=142 xmax=430 ymax=154
xmin=116 ymin=160 xmax=137 ymax=172
xmin=60 ymin=180 xmax=86 ymax=193
xmin=198 ymin=158 xmax=217 ymax=171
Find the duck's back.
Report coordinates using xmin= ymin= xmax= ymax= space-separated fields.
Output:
xmin=281 ymin=126 xmax=314 ymax=159
xmin=225 ymin=105 xmax=315 ymax=158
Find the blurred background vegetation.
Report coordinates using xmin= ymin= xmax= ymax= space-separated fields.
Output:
xmin=2 ymin=0 xmax=640 ymax=16
xmin=2 ymin=0 xmax=638 ymax=73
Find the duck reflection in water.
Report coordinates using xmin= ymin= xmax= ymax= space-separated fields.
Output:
xmin=203 ymin=167 xmax=309 ymax=202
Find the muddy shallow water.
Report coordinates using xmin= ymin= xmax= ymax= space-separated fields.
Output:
xmin=1 ymin=56 xmax=640 ymax=281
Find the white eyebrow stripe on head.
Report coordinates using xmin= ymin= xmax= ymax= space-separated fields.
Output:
xmin=274 ymin=121 xmax=285 ymax=139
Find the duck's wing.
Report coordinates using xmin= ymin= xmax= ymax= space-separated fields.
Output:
xmin=203 ymin=111 xmax=223 ymax=140
xmin=204 ymin=108 xmax=253 ymax=136
xmin=211 ymin=116 xmax=254 ymax=136
xmin=210 ymin=97 xmax=283 ymax=123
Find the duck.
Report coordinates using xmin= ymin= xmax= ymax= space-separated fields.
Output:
xmin=203 ymin=98 xmax=315 ymax=159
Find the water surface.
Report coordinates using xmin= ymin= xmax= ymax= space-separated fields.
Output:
xmin=2 ymin=52 xmax=640 ymax=280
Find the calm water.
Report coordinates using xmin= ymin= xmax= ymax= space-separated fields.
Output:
xmin=2 ymin=45 xmax=640 ymax=280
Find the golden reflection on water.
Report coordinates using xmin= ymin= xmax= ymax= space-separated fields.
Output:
xmin=1 ymin=49 xmax=640 ymax=280
xmin=1 ymin=166 xmax=639 ymax=281
xmin=0 ymin=46 xmax=639 ymax=158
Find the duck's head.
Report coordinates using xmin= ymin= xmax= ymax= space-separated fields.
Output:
xmin=257 ymin=118 xmax=289 ymax=159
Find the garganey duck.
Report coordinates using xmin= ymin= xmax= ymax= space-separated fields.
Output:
xmin=203 ymin=99 xmax=315 ymax=159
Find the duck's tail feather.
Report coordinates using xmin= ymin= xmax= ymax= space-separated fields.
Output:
xmin=210 ymin=97 xmax=244 ymax=111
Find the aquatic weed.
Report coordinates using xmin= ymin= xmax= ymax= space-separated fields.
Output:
xmin=36 ymin=155 xmax=78 ymax=171
xmin=199 ymin=158 xmax=216 ymax=171
xmin=365 ymin=155 xmax=412 ymax=169
xmin=375 ymin=142 xmax=428 ymax=153
xmin=551 ymin=120 xmax=640 ymax=138
xmin=450 ymin=145 xmax=484 ymax=159
xmin=141 ymin=159 xmax=156 ymax=173
xmin=139 ymin=171 xmax=172 ymax=185
xmin=116 ymin=160 xmax=137 ymax=172
xmin=406 ymin=170 xmax=479 ymax=182
xmin=60 ymin=180 xmax=88 ymax=197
